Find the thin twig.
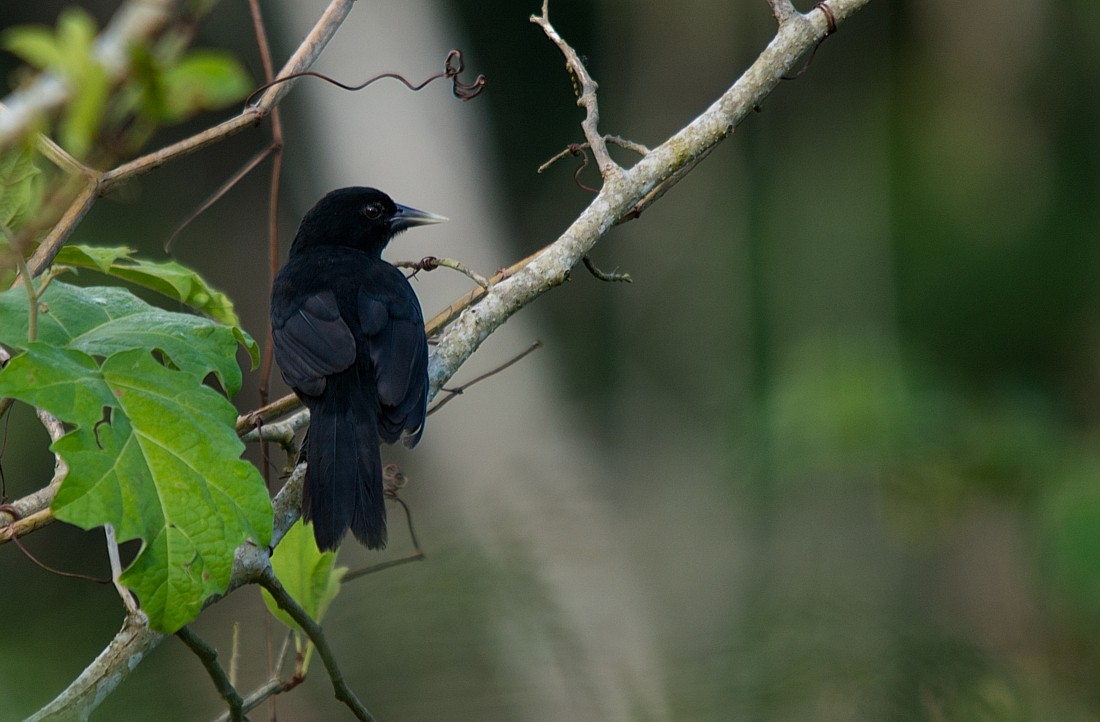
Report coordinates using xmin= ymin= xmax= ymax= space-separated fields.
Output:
xmin=582 ymin=255 xmax=632 ymax=283
xmin=395 ymin=256 xmax=492 ymax=289
xmin=104 ymin=524 xmax=140 ymax=616
xmin=24 ymin=181 xmax=99 ymax=279
xmin=342 ymin=497 xmax=425 ymax=582
xmin=0 ymin=409 xmax=68 ymax=542
xmin=236 ymin=394 xmax=304 ymax=436
xmin=176 ymin=626 xmax=245 ymax=722
xmin=428 ymin=340 xmax=543 ymax=416
xmin=258 ymin=567 xmax=377 ymax=722
xmin=538 ymin=134 xmax=650 ymax=174
xmin=164 ymin=144 xmax=275 ymax=253
xmin=242 ymin=409 xmax=308 ymax=447
xmin=531 ymin=2 xmax=619 ymax=179
xmin=105 ymin=0 xmax=354 ymax=188
xmin=229 ymin=621 xmax=241 ymax=688
xmin=342 ymin=550 xmax=425 ymax=583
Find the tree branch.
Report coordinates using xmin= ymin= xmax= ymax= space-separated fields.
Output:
xmin=257 ymin=566 xmax=377 ymax=722
xmin=768 ymin=0 xmax=799 ymax=25
xmin=0 ymin=409 xmax=68 ymax=541
xmin=530 ymin=2 xmax=618 ymax=179
xmin=176 ymin=626 xmax=245 ymax=722
xmin=427 ymin=0 xmax=864 ymax=400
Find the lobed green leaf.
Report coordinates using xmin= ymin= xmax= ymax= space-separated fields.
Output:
xmin=0 ymin=345 xmax=271 ymax=632
xmin=54 ymin=245 xmax=252 ymax=338
xmin=0 ymin=280 xmax=254 ymax=395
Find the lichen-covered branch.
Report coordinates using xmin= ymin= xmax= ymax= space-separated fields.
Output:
xmin=427 ymin=0 xmax=867 ymax=399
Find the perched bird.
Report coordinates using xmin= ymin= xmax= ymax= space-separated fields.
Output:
xmin=270 ymin=187 xmax=445 ymax=550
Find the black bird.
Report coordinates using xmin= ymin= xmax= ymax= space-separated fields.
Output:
xmin=270 ymin=187 xmax=445 ymax=551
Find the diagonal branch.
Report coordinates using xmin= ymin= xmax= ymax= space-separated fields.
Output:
xmin=426 ymin=0 xmax=864 ymax=400
xmin=257 ymin=565 xmax=377 ymax=722
xmin=176 ymin=626 xmax=246 ymax=722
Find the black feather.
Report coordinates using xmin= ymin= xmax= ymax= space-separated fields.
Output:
xmin=270 ymin=187 xmax=441 ymax=550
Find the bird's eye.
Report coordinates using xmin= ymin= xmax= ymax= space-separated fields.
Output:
xmin=363 ymin=203 xmax=384 ymax=219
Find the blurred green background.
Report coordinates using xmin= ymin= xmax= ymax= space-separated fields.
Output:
xmin=3 ymin=0 xmax=1100 ymax=719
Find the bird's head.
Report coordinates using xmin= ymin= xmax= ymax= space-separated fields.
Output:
xmin=290 ymin=187 xmax=447 ymax=256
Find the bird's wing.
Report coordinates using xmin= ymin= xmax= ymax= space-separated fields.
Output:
xmin=272 ymin=290 xmax=357 ymax=396
xmin=358 ymin=287 xmax=428 ymax=443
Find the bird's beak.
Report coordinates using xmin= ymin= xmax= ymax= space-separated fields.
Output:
xmin=390 ymin=203 xmax=448 ymax=233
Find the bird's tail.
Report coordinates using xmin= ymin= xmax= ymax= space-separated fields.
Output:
xmin=302 ymin=371 xmax=386 ymax=551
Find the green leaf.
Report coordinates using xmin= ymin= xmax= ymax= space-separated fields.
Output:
xmin=0 ymin=280 xmax=254 ymax=395
xmin=160 ymin=50 xmax=252 ymax=123
xmin=262 ymin=520 xmax=346 ymax=672
xmin=0 ymin=142 xmax=44 ymax=231
xmin=2 ymin=8 xmax=107 ymax=159
xmin=54 ymin=245 xmax=252 ymax=338
xmin=1 ymin=26 xmax=62 ymax=70
xmin=56 ymin=9 xmax=107 ymax=159
xmin=59 ymin=60 xmax=108 ymax=159
xmin=0 ymin=345 xmax=271 ymax=632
